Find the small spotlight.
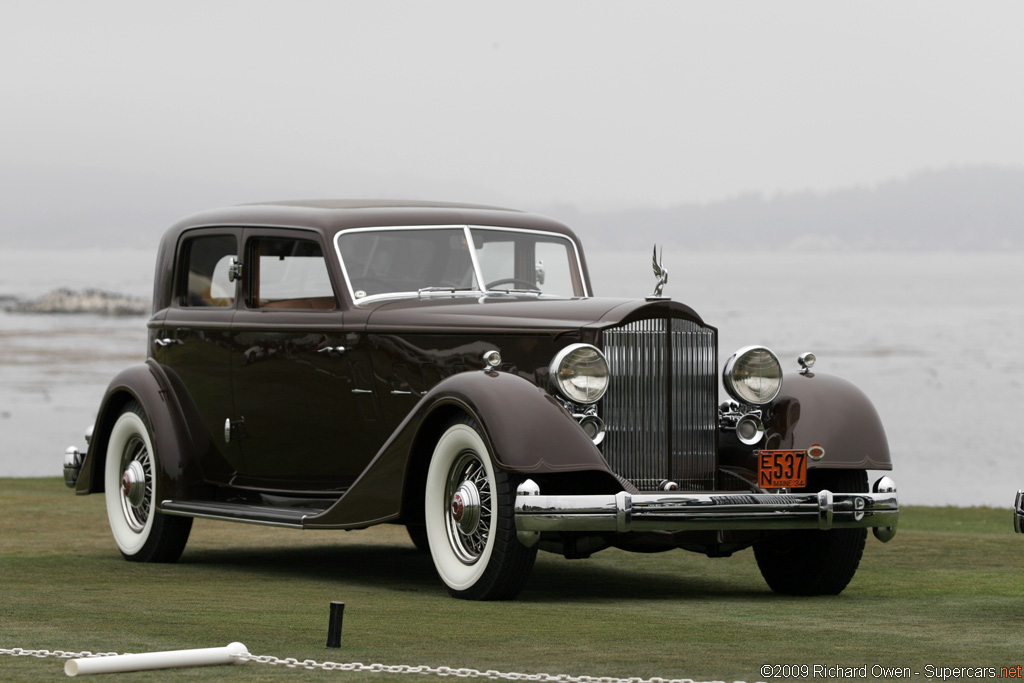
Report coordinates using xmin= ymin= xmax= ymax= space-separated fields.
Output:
xmin=577 ymin=414 xmax=606 ymax=446
xmin=735 ymin=414 xmax=764 ymax=445
xmin=482 ymin=350 xmax=501 ymax=370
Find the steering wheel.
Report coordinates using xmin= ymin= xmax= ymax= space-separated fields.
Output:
xmin=485 ymin=278 xmax=539 ymax=291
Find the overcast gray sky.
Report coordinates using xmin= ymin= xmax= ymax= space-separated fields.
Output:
xmin=3 ymin=0 xmax=1024 ymax=231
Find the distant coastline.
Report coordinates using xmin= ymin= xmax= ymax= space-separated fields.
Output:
xmin=3 ymin=288 xmax=149 ymax=316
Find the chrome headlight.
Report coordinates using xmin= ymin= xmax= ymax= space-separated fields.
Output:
xmin=549 ymin=343 xmax=609 ymax=404
xmin=723 ymin=345 xmax=782 ymax=405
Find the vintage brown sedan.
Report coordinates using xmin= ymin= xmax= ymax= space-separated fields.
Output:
xmin=64 ymin=200 xmax=898 ymax=600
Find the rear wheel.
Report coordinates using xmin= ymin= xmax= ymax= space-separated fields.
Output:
xmin=754 ymin=469 xmax=868 ymax=595
xmin=104 ymin=401 xmax=192 ymax=563
xmin=406 ymin=524 xmax=429 ymax=553
xmin=424 ymin=418 xmax=536 ymax=600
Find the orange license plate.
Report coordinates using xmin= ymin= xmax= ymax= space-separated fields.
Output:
xmin=756 ymin=450 xmax=808 ymax=488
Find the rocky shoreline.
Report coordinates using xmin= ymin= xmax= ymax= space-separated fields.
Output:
xmin=3 ymin=288 xmax=149 ymax=316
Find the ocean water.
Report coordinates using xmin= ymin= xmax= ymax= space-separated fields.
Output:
xmin=1 ymin=246 xmax=1020 ymax=508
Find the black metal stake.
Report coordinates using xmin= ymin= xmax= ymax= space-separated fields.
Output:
xmin=327 ymin=601 xmax=345 ymax=648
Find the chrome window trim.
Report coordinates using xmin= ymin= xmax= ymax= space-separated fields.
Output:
xmin=333 ymin=224 xmax=590 ymax=306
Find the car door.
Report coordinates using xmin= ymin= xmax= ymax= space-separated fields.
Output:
xmin=228 ymin=229 xmax=383 ymax=491
xmin=151 ymin=228 xmax=244 ymax=482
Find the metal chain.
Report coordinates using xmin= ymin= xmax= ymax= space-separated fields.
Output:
xmin=231 ymin=652 xmax=750 ymax=683
xmin=1 ymin=647 xmax=759 ymax=683
xmin=0 ymin=648 xmax=120 ymax=659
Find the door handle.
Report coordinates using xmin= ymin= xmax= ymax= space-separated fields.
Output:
xmin=155 ymin=338 xmax=183 ymax=347
xmin=317 ymin=346 xmax=346 ymax=355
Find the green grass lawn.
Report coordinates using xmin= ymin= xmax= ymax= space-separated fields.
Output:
xmin=2 ymin=478 xmax=1021 ymax=682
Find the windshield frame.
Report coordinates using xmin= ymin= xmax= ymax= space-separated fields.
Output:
xmin=333 ymin=224 xmax=590 ymax=305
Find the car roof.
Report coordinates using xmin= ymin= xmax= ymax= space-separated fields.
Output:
xmin=152 ymin=200 xmax=591 ymax=312
xmin=166 ymin=199 xmax=580 ymax=242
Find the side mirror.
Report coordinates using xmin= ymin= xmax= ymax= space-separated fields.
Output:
xmin=227 ymin=258 xmax=243 ymax=283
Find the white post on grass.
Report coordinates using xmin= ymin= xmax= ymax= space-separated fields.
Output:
xmin=64 ymin=642 xmax=248 ymax=677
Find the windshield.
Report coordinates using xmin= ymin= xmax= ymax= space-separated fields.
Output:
xmin=335 ymin=226 xmax=586 ymax=302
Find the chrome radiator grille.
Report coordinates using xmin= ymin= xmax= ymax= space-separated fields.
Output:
xmin=600 ymin=317 xmax=718 ymax=491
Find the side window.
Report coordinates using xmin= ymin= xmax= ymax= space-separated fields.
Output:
xmin=181 ymin=235 xmax=237 ymax=307
xmin=250 ymin=237 xmax=335 ymax=310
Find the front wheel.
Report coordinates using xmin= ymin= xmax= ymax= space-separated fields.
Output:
xmin=754 ymin=469 xmax=868 ymax=596
xmin=104 ymin=401 xmax=192 ymax=563
xmin=424 ymin=418 xmax=537 ymax=600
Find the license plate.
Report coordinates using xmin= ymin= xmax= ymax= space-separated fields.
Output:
xmin=756 ymin=450 xmax=808 ymax=488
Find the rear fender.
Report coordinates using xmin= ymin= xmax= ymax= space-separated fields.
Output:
xmin=305 ymin=369 xmax=616 ymax=529
xmin=75 ymin=361 xmax=205 ymax=501
xmin=763 ymin=371 xmax=892 ymax=471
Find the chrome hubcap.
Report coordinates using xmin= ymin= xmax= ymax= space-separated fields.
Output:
xmin=451 ymin=480 xmax=482 ymax=536
xmin=118 ymin=434 xmax=152 ymax=533
xmin=121 ymin=460 xmax=146 ymax=508
xmin=444 ymin=450 xmax=492 ymax=564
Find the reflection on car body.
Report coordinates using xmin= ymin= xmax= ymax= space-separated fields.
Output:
xmin=64 ymin=200 xmax=898 ymax=600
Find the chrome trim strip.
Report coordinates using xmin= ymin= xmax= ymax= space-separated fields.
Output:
xmin=514 ymin=478 xmax=899 ymax=539
xmin=160 ymin=500 xmax=318 ymax=529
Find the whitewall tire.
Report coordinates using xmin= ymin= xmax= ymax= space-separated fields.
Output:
xmin=424 ymin=418 xmax=536 ymax=600
xmin=103 ymin=401 xmax=191 ymax=563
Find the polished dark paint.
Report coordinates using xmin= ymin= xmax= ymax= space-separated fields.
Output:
xmin=77 ymin=200 xmax=891 ymax=539
xmin=764 ymin=371 xmax=892 ymax=470
xmin=717 ymin=371 xmax=893 ymax=492
xmin=304 ymin=370 xmax=621 ymax=529
xmin=75 ymin=361 xmax=210 ymax=502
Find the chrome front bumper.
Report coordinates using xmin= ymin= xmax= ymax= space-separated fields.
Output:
xmin=1014 ymin=490 xmax=1024 ymax=533
xmin=514 ymin=476 xmax=899 ymax=545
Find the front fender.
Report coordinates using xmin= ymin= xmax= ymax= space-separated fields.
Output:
xmin=305 ymin=370 xmax=614 ymax=529
xmin=75 ymin=361 xmax=205 ymax=502
xmin=763 ymin=371 xmax=892 ymax=470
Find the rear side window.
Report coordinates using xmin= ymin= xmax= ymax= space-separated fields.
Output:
xmin=181 ymin=235 xmax=237 ymax=307
xmin=250 ymin=237 xmax=335 ymax=310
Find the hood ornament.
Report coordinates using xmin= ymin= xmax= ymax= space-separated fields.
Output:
xmin=648 ymin=244 xmax=669 ymax=300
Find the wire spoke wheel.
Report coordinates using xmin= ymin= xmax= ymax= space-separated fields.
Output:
xmin=444 ymin=450 xmax=493 ymax=563
xmin=103 ymin=401 xmax=192 ymax=563
xmin=118 ymin=435 xmax=153 ymax=532
xmin=424 ymin=417 xmax=537 ymax=600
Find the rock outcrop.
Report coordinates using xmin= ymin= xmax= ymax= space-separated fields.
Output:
xmin=5 ymin=288 xmax=149 ymax=316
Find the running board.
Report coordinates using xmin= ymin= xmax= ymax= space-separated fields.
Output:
xmin=160 ymin=500 xmax=326 ymax=528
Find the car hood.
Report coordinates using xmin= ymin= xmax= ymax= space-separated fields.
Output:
xmin=360 ymin=295 xmax=706 ymax=334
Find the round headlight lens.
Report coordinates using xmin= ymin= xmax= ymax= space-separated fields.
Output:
xmin=723 ymin=346 xmax=783 ymax=405
xmin=550 ymin=344 xmax=609 ymax=404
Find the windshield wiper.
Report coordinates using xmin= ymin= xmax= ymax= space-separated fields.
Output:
xmin=488 ymin=287 xmax=541 ymax=295
xmin=417 ymin=286 xmax=478 ymax=297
